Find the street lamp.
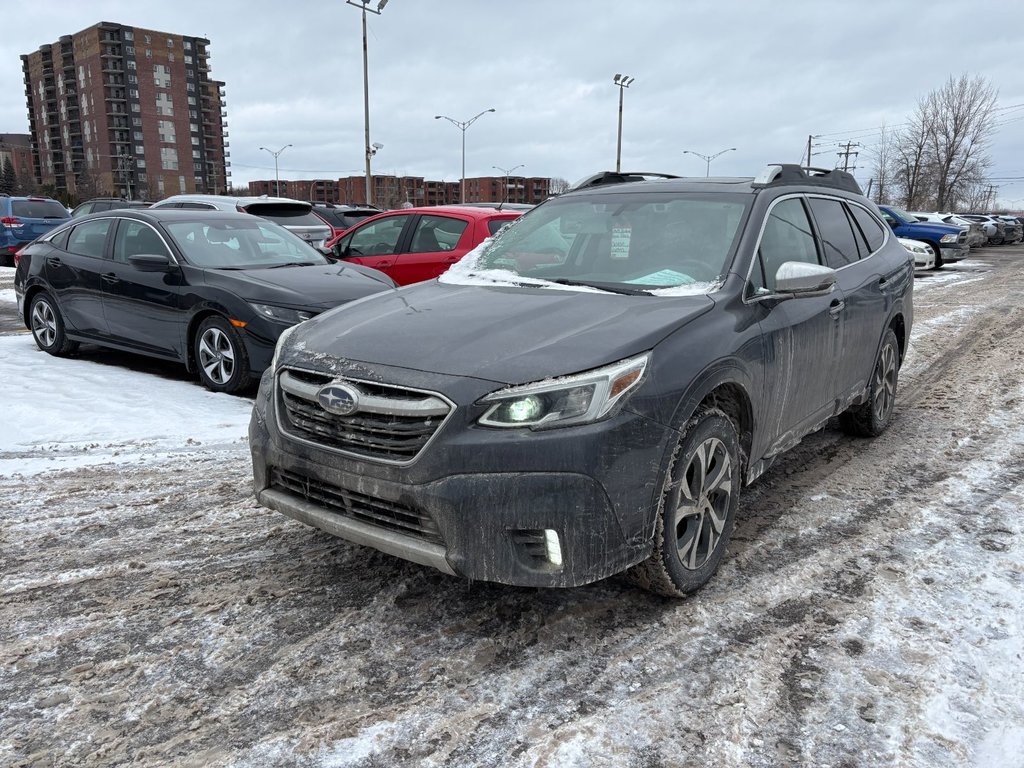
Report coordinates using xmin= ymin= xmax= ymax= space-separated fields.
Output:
xmin=682 ymin=147 xmax=737 ymax=177
xmin=493 ymin=163 xmax=524 ymax=203
xmin=612 ymin=74 xmax=634 ymax=173
xmin=435 ymin=108 xmax=496 ymax=204
xmin=346 ymin=0 xmax=389 ymax=206
xmin=259 ymin=144 xmax=292 ymax=196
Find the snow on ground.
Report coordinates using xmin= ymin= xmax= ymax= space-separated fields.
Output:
xmin=1 ymin=252 xmax=1023 ymax=767
xmin=0 ymin=334 xmax=252 ymax=476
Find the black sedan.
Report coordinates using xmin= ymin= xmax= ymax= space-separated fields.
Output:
xmin=14 ymin=209 xmax=397 ymax=393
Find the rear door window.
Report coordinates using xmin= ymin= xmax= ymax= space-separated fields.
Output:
xmin=848 ymin=204 xmax=886 ymax=254
xmin=408 ymin=215 xmax=468 ymax=253
xmin=67 ymin=219 xmax=113 ymax=258
xmin=12 ymin=200 xmax=70 ymax=219
xmin=808 ymin=197 xmax=860 ymax=269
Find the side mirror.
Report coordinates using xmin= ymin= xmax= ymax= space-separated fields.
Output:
xmin=128 ymin=253 xmax=173 ymax=272
xmin=774 ymin=261 xmax=836 ymax=297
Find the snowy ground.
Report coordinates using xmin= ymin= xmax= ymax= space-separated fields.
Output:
xmin=1 ymin=255 xmax=1023 ymax=767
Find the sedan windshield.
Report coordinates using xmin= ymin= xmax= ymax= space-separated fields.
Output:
xmin=163 ymin=219 xmax=330 ymax=269
xmin=465 ymin=192 xmax=749 ymax=294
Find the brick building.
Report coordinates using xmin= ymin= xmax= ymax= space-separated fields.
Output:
xmin=0 ymin=133 xmax=34 ymax=182
xmin=21 ymin=21 xmax=229 ymax=201
xmin=248 ymin=174 xmax=549 ymax=208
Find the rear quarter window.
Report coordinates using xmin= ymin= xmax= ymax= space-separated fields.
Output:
xmin=12 ymin=200 xmax=70 ymax=219
xmin=849 ymin=205 xmax=886 ymax=253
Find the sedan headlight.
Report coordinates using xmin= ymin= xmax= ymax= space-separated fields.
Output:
xmin=270 ymin=322 xmax=299 ymax=371
xmin=939 ymin=233 xmax=959 ymax=244
xmin=250 ymin=302 xmax=313 ymax=325
xmin=478 ymin=353 xmax=649 ymax=429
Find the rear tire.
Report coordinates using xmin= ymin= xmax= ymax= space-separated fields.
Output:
xmin=625 ymin=408 xmax=740 ymax=597
xmin=840 ymin=327 xmax=899 ymax=437
xmin=194 ymin=316 xmax=252 ymax=394
xmin=29 ymin=291 xmax=79 ymax=356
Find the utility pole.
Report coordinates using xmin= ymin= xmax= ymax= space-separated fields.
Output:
xmin=837 ymin=141 xmax=860 ymax=172
xmin=806 ymin=135 xmax=813 ymax=167
xmin=986 ymin=184 xmax=998 ymax=211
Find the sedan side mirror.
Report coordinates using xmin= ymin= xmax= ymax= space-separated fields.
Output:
xmin=774 ymin=261 xmax=836 ymax=297
xmin=128 ymin=253 xmax=173 ymax=272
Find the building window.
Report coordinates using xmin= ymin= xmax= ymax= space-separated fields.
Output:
xmin=158 ymin=120 xmax=176 ymax=143
xmin=129 ymin=88 xmax=139 ymax=98
xmin=127 ymin=60 xmax=136 ymax=70
xmin=186 ymin=82 xmax=195 ymax=92
xmin=189 ymin=110 xmax=197 ymax=119
xmin=184 ymin=55 xmax=193 ymax=64
xmin=125 ymin=46 xmax=135 ymax=55
xmin=135 ymin=145 xmax=144 ymax=155
xmin=131 ymin=103 xmax=140 ymax=112
xmin=184 ymin=40 xmax=192 ymax=51
xmin=193 ymin=150 xmax=201 ymax=159
xmin=187 ymin=96 xmax=196 ymax=106
xmin=124 ymin=31 xmax=134 ymax=41
xmin=137 ymin=159 xmax=146 ymax=169
xmin=144 ymin=35 xmax=151 ymax=44
xmin=167 ymin=38 xmax=174 ymax=48
xmin=160 ymin=147 xmax=178 ymax=170
xmin=179 ymin=175 xmax=185 ymax=190
xmin=132 ymin=117 xmax=142 ymax=126
xmin=128 ymin=74 xmax=137 ymax=84
xmin=133 ymin=131 xmax=143 ymax=140
xmin=145 ymin=49 xmax=152 ymax=59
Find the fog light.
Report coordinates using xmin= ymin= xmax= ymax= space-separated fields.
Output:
xmin=544 ymin=529 xmax=563 ymax=567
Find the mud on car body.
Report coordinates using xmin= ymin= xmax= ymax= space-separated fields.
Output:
xmin=249 ymin=164 xmax=914 ymax=597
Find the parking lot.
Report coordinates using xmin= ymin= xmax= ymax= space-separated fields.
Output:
xmin=2 ymin=250 xmax=1023 ymax=767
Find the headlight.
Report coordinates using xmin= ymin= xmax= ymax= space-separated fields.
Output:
xmin=901 ymin=242 xmax=928 ymax=255
xmin=478 ymin=353 xmax=649 ymax=429
xmin=939 ymin=234 xmax=958 ymax=244
xmin=270 ymin=323 xmax=299 ymax=371
xmin=250 ymin=302 xmax=313 ymax=325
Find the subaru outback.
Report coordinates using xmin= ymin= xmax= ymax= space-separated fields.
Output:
xmin=249 ymin=164 xmax=913 ymax=597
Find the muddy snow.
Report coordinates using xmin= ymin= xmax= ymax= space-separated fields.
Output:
xmin=1 ymin=253 xmax=1022 ymax=767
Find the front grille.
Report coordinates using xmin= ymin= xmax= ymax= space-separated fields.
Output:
xmin=270 ymin=466 xmax=443 ymax=544
xmin=276 ymin=367 xmax=453 ymax=464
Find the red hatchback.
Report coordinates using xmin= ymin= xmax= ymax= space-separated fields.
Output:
xmin=325 ymin=205 xmax=521 ymax=285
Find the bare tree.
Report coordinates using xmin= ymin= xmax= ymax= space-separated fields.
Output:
xmin=924 ymin=74 xmax=998 ymax=211
xmin=549 ymin=177 xmax=571 ymax=195
xmin=893 ymin=109 xmax=933 ymax=209
xmin=868 ymin=124 xmax=898 ymax=204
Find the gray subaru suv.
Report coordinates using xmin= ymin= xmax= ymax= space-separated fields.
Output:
xmin=249 ymin=164 xmax=913 ymax=597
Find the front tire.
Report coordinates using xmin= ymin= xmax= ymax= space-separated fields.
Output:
xmin=626 ymin=408 xmax=741 ymax=597
xmin=840 ymin=327 xmax=899 ymax=437
xmin=927 ymin=243 xmax=943 ymax=270
xmin=29 ymin=291 xmax=79 ymax=356
xmin=194 ymin=316 xmax=252 ymax=394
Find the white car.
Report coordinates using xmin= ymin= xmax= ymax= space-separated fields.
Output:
xmin=899 ymin=237 xmax=936 ymax=272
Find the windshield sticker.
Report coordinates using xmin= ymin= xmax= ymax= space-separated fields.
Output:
xmin=610 ymin=227 xmax=632 ymax=259
xmin=624 ymin=269 xmax=694 ymax=286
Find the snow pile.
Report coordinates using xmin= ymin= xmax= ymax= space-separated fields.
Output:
xmin=0 ymin=334 xmax=253 ymax=476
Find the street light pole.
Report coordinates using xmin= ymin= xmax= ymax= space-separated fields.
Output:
xmin=259 ymin=144 xmax=292 ymax=196
xmin=492 ymin=164 xmax=523 ymax=203
xmin=346 ymin=0 xmax=388 ymax=206
xmin=612 ymin=74 xmax=634 ymax=173
xmin=682 ymin=147 xmax=737 ymax=177
xmin=435 ymin=108 xmax=496 ymax=204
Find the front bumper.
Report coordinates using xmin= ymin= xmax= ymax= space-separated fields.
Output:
xmin=249 ymin=367 xmax=674 ymax=588
xmin=940 ymin=244 xmax=967 ymax=262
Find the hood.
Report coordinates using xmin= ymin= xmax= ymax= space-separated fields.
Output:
xmin=289 ymin=281 xmax=714 ymax=384
xmin=203 ymin=263 xmax=393 ymax=309
xmin=893 ymin=219 xmax=961 ymax=236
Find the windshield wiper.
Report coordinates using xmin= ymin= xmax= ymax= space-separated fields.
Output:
xmin=265 ymin=261 xmax=319 ymax=269
xmin=547 ymin=278 xmax=650 ymax=295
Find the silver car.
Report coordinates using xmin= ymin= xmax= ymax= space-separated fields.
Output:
xmin=151 ymin=194 xmax=333 ymax=251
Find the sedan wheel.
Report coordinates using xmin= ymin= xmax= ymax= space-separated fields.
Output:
xmin=29 ymin=292 xmax=78 ymax=356
xmin=194 ymin=316 xmax=252 ymax=393
xmin=674 ymin=437 xmax=733 ymax=571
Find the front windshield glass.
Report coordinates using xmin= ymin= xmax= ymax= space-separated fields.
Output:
xmin=452 ymin=192 xmax=749 ymax=295
xmin=888 ymin=207 xmax=917 ymax=225
xmin=163 ymin=218 xmax=329 ymax=269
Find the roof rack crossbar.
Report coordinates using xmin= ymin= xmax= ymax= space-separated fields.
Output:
xmin=569 ymin=170 xmax=680 ymax=191
xmin=752 ymin=163 xmax=862 ymax=194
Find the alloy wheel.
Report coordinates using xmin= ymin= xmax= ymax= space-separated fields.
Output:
xmin=198 ymin=326 xmax=235 ymax=385
xmin=673 ymin=437 xmax=734 ymax=571
xmin=31 ymin=300 xmax=57 ymax=348
xmin=873 ymin=341 xmax=897 ymax=423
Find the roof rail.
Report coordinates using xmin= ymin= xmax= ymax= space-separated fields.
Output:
xmin=569 ymin=170 xmax=680 ymax=191
xmin=752 ymin=164 xmax=862 ymax=194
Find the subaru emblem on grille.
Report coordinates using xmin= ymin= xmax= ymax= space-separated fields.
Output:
xmin=316 ymin=382 xmax=360 ymax=416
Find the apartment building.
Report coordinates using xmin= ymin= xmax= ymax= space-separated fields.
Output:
xmin=21 ymin=21 xmax=229 ymax=200
xmin=0 ymin=134 xmax=34 ymax=181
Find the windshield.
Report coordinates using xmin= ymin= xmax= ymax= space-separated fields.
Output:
xmin=887 ymin=207 xmax=918 ymax=225
xmin=456 ymin=192 xmax=749 ymax=294
xmin=162 ymin=218 xmax=330 ymax=269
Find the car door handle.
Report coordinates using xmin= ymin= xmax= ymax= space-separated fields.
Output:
xmin=102 ymin=272 xmax=120 ymax=285
xmin=444 ymin=255 xmax=461 ymax=263
xmin=829 ymin=299 xmax=845 ymax=318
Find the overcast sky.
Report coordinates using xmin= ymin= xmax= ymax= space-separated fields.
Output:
xmin=4 ymin=1 xmax=1023 ymax=205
